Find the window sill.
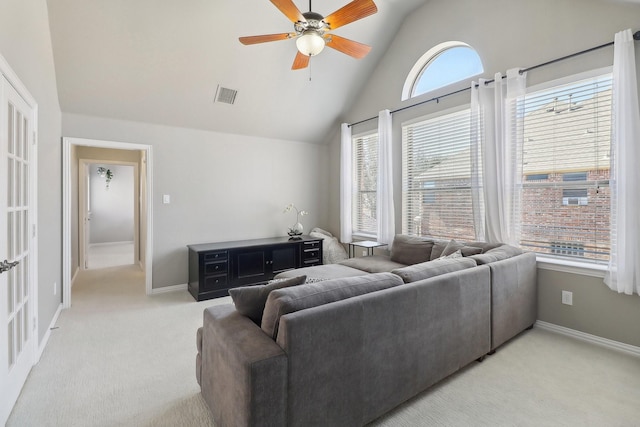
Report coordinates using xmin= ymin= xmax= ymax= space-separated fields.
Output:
xmin=352 ymin=232 xmax=378 ymax=241
xmin=536 ymin=255 xmax=607 ymax=278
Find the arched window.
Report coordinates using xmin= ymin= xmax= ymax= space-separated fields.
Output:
xmin=402 ymin=42 xmax=484 ymax=100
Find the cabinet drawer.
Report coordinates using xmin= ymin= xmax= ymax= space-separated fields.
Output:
xmin=205 ymin=261 xmax=227 ymax=275
xmin=303 ymin=240 xmax=321 ymax=249
xmin=302 ymin=248 xmax=320 ymax=260
xmin=204 ymin=251 xmax=228 ymax=262
xmin=203 ymin=274 xmax=228 ymax=292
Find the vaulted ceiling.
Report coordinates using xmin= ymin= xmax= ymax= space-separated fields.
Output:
xmin=47 ymin=0 xmax=428 ymax=144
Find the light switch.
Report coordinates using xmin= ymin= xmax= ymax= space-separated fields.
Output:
xmin=163 ymin=194 xmax=171 ymax=204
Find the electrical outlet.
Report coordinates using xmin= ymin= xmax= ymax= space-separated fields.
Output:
xmin=53 ymin=281 xmax=57 ymax=295
xmin=562 ymin=290 xmax=573 ymax=306
xmin=163 ymin=194 xmax=171 ymax=204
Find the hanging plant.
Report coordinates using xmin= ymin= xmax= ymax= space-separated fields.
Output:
xmin=97 ymin=167 xmax=114 ymax=188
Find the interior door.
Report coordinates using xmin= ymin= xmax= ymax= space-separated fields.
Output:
xmin=80 ymin=162 xmax=91 ymax=269
xmin=0 ymin=76 xmax=36 ymax=425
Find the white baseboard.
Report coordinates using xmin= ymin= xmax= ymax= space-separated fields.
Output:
xmin=535 ymin=320 xmax=640 ymax=358
xmin=89 ymin=240 xmax=134 ymax=247
xmin=37 ymin=303 xmax=63 ymax=363
xmin=151 ymin=283 xmax=187 ymax=294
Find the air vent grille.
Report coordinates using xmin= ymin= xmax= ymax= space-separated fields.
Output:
xmin=214 ymin=85 xmax=238 ymax=105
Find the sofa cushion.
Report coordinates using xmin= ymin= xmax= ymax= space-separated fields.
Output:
xmin=261 ymin=272 xmax=403 ymax=339
xmin=391 ymin=257 xmax=477 ymax=283
xmin=275 ymin=263 xmax=367 ymax=281
xmin=339 ymin=255 xmax=407 ymax=273
xmin=468 ymin=245 xmax=524 ymax=265
xmin=228 ymin=275 xmax=306 ymax=324
xmin=466 ymin=241 xmax=504 ymax=253
xmin=390 ymin=235 xmax=434 ymax=265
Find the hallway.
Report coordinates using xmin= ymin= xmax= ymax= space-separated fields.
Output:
xmin=87 ymin=241 xmax=135 ymax=270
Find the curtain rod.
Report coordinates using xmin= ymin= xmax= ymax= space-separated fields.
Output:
xmin=348 ymin=30 xmax=640 ymax=128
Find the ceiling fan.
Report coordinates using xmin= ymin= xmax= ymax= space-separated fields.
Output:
xmin=239 ymin=0 xmax=378 ymax=70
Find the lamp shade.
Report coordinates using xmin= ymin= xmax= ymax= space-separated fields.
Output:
xmin=296 ymin=31 xmax=325 ymax=56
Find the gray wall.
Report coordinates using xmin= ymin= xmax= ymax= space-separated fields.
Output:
xmin=538 ymin=269 xmax=640 ymax=347
xmin=62 ymin=113 xmax=330 ymax=290
xmin=329 ymin=0 xmax=640 ymax=347
xmin=0 ymin=0 xmax=63 ymax=343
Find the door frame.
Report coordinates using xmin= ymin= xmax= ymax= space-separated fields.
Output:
xmin=0 ymin=54 xmax=39 ymax=426
xmin=63 ymin=137 xmax=153 ymax=308
xmin=79 ymin=159 xmax=140 ymax=270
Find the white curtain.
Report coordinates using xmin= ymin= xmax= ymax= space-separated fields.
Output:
xmin=469 ymin=83 xmax=485 ymax=241
xmin=340 ymin=123 xmax=353 ymax=243
xmin=377 ymin=110 xmax=395 ymax=244
xmin=471 ymin=68 xmax=526 ymax=245
xmin=605 ymin=29 xmax=640 ymax=295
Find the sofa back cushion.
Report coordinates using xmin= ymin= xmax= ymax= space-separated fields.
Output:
xmin=466 ymin=241 xmax=504 ymax=253
xmin=261 ymin=272 xmax=403 ymax=339
xmin=468 ymin=244 xmax=524 ymax=265
xmin=228 ymin=275 xmax=306 ymax=324
xmin=391 ymin=257 xmax=477 ymax=283
xmin=390 ymin=235 xmax=434 ymax=265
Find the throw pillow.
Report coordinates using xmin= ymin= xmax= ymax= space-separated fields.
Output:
xmin=390 ymin=235 xmax=434 ymax=265
xmin=305 ymin=277 xmax=329 ymax=284
xmin=309 ymin=227 xmax=333 ymax=237
xmin=430 ymin=240 xmax=449 ymax=260
xmin=228 ymin=275 xmax=306 ymax=324
xmin=432 ymin=239 xmax=483 ymax=259
xmin=310 ymin=231 xmax=348 ymax=264
xmin=439 ymin=249 xmax=463 ymax=259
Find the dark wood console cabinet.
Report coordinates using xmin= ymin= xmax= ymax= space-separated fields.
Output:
xmin=188 ymin=236 xmax=323 ymax=301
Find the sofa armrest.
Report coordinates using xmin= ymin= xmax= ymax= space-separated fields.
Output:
xmin=489 ymin=251 xmax=537 ymax=350
xmin=200 ymin=304 xmax=287 ymax=427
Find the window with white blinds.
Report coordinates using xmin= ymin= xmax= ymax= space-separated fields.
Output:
xmin=402 ymin=108 xmax=478 ymax=240
xmin=352 ymin=133 xmax=378 ymax=236
xmin=516 ymin=73 xmax=612 ymax=262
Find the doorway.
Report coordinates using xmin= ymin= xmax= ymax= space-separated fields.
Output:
xmin=63 ymin=138 xmax=153 ymax=308
xmin=81 ymin=161 xmax=138 ymax=270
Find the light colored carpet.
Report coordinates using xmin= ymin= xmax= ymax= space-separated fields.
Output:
xmin=87 ymin=241 xmax=135 ymax=270
xmin=7 ymin=265 xmax=640 ymax=426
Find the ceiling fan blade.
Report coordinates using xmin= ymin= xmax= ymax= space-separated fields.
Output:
xmin=239 ymin=33 xmax=295 ymax=45
xmin=292 ymin=51 xmax=310 ymax=70
xmin=324 ymin=0 xmax=378 ymax=30
xmin=325 ymin=34 xmax=372 ymax=59
xmin=270 ymin=0 xmax=306 ymax=23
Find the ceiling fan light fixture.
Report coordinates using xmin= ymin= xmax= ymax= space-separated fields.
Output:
xmin=296 ymin=31 xmax=325 ymax=56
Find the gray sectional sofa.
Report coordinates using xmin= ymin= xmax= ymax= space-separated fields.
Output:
xmin=196 ymin=235 xmax=537 ymax=426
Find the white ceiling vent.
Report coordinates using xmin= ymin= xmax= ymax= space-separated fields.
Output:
xmin=214 ymin=85 xmax=238 ymax=105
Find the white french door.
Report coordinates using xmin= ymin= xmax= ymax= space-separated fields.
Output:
xmin=0 ymin=75 xmax=36 ymax=425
